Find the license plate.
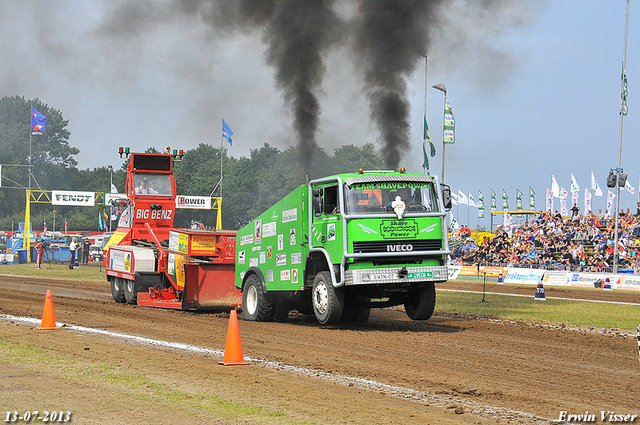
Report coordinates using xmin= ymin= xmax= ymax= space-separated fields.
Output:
xmin=363 ymin=273 xmax=397 ymax=281
xmin=407 ymin=272 xmax=433 ymax=279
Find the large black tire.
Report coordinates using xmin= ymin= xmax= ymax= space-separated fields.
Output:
xmin=123 ymin=279 xmax=137 ymax=305
xmin=242 ymin=274 xmax=273 ymax=321
xmin=404 ymin=283 xmax=436 ymax=320
xmin=340 ymin=299 xmax=371 ymax=323
xmin=312 ymin=271 xmax=343 ymax=325
xmin=272 ymin=301 xmax=290 ymax=323
xmin=111 ymin=278 xmax=126 ymax=303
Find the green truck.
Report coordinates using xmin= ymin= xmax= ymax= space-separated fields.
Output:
xmin=235 ymin=169 xmax=452 ymax=324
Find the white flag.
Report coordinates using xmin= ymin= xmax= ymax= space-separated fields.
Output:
xmin=584 ymin=187 xmax=592 ymax=214
xmin=571 ymin=190 xmax=579 ymax=207
xmin=591 ymin=172 xmax=603 ymax=197
xmin=451 ymin=192 xmax=459 ymax=206
xmin=546 ymin=187 xmax=553 ymax=212
xmin=624 ymin=179 xmax=635 ymax=194
xmin=457 ymin=190 xmax=468 ymax=205
xmin=111 ymin=183 xmax=118 ymax=193
xmin=503 ymin=212 xmax=513 ymax=237
xmin=570 ymin=173 xmax=580 ymax=193
xmin=468 ymin=192 xmax=477 ymax=208
xmin=449 ymin=211 xmax=459 ymax=230
xmin=551 ymin=175 xmax=560 ymax=198
xmin=606 ymin=190 xmax=616 ymax=216
xmin=560 ymin=187 xmax=568 ymax=216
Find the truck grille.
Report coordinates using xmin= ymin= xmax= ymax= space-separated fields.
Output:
xmin=352 ymin=239 xmax=442 ymax=253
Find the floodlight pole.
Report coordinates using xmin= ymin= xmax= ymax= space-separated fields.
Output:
xmin=613 ymin=0 xmax=630 ymax=274
xmin=432 ymin=83 xmax=447 ymax=183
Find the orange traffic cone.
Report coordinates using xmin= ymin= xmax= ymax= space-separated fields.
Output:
xmin=219 ymin=310 xmax=249 ymax=366
xmin=38 ymin=290 xmax=61 ymax=330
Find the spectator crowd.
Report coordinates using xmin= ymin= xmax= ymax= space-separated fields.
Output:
xmin=450 ymin=206 xmax=640 ymax=273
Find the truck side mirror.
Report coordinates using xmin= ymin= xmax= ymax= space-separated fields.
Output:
xmin=441 ymin=185 xmax=452 ymax=211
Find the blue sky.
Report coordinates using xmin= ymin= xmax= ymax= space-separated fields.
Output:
xmin=1 ymin=1 xmax=637 ymax=228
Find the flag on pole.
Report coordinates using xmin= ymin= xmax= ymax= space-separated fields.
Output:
xmin=560 ymin=188 xmax=569 ymax=216
xmin=571 ymin=190 xmax=579 ymax=208
xmin=502 ymin=189 xmax=509 ymax=210
xmin=98 ymin=213 xmax=104 ymax=231
xmin=43 ymin=220 xmax=47 ymax=234
xmin=625 ymin=179 xmax=635 ymax=194
xmin=478 ymin=191 xmax=485 ymax=218
xmin=546 ymin=188 xmax=553 ymax=212
xmin=529 ymin=187 xmax=536 ymax=210
xmin=449 ymin=211 xmax=459 ymax=230
xmin=516 ymin=189 xmax=523 ymax=211
xmin=504 ymin=212 xmax=513 ymax=237
xmin=422 ymin=115 xmax=436 ymax=171
xmin=551 ymin=175 xmax=560 ymax=198
xmin=570 ymin=173 xmax=580 ymax=193
xmin=111 ymin=183 xmax=118 ymax=193
xmin=457 ymin=190 xmax=468 ymax=205
xmin=31 ymin=107 xmax=48 ymax=136
xmin=606 ymin=190 xmax=616 ymax=216
xmin=490 ymin=189 xmax=497 ymax=213
xmin=451 ymin=192 xmax=459 ymax=205
xmin=591 ymin=172 xmax=603 ymax=197
xmin=621 ymin=68 xmax=628 ymax=116
xmin=584 ymin=187 xmax=592 ymax=214
xmin=222 ymin=119 xmax=234 ymax=146
xmin=64 ymin=218 xmax=68 ymax=234
xmin=103 ymin=210 xmax=109 ymax=225
xmin=468 ymin=192 xmax=477 ymax=208
xmin=443 ymin=99 xmax=455 ymax=144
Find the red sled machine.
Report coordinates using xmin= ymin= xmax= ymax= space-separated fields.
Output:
xmin=103 ymin=147 xmax=241 ymax=310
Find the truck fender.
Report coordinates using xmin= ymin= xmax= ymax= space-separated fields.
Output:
xmin=305 ymin=251 xmax=340 ymax=288
xmin=242 ymin=267 xmax=266 ymax=293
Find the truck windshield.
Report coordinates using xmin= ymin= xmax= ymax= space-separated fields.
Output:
xmin=344 ymin=181 xmax=438 ymax=214
xmin=133 ymin=173 xmax=172 ymax=196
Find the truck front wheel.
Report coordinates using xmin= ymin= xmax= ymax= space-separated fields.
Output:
xmin=312 ymin=272 xmax=343 ymax=325
xmin=242 ymin=274 xmax=273 ymax=321
xmin=111 ymin=278 xmax=125 ymax=303
xmin=404 ymin=283 xmax=436 ymax=320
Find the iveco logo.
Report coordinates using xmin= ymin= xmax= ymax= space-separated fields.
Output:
xmin=386 ymin=244 xmax=414 ymax=252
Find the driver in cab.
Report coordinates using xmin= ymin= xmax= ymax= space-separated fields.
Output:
xmin=135 ymin=177 xmax=158 ymax=195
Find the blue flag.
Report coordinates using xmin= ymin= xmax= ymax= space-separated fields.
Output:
xmin=222 ymin=119 xmax=234 ymax=146
xmin=31 ymin=106 xmax=48 ymax=136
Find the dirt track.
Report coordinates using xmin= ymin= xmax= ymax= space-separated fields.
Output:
xmin=1 ymin=271 xmax=639 ymax=424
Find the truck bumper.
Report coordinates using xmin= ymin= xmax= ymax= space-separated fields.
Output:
xmin=344 ymin=265 xmax=448 ymax=286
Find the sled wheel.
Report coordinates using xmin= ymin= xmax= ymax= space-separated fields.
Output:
xmin=111 ymin=277 xmax=126 ymax=303
xmin=123 ymin=279 xmax=137 ymax=305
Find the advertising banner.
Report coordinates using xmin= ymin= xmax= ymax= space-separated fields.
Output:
xmin=176 ymin=195 xmax=211 ymax=209
xmin=52 ymin=190 xmax=95 ymax=206
xmin=104 ymin=193 xmax=127 ymax=206
xmin=504 ymin=268 xmax=545 ymax=284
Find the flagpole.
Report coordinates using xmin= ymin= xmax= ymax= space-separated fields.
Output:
xmin=614 ymin=0 xmax=630 ymax=274
xmin=25 ymin=105 xmax=33 ymax=262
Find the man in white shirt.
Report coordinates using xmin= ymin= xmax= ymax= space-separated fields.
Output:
xmin=69 ymin=238 xmax=78 ymax=269
xmin=135 ymin=178 xmax=158 ymax=195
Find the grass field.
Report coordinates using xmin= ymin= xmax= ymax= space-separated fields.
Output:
xmin=0 ymin=262 xmax=106 ymax=282
xmin=436 ymin=290 xmax=640 ymax=332
xmin=1 ymin=264 xmax=639 ymax=331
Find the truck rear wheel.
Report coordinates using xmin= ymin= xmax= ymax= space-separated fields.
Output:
xmin=404 ymin=283 xmax=436 ymax=320
xmin=312 ymin=272 xmax=343 ymax=325
xmin=242 ymin=274 xmax=273 ymax=321
xmin=123 ymin=279 xmax=137 ymax=305
xmin=111 ymin=278 xmax=126 ymax=303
